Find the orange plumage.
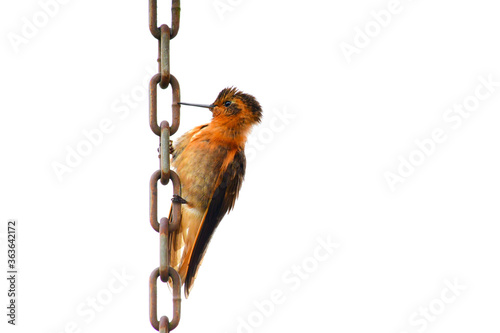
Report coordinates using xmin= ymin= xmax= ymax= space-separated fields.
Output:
xmin=169 ymin=87 xmax=262 ymax=297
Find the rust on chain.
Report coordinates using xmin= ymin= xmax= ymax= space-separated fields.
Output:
xmin=168 ymin=171 xmax=182 ymax=232
xmin=160 ymin=121 xmax=171 ymax=185
xmin=149 ymin=170 xmax=162 ymax=232
xmin=150 ymin=170 xmax=183 ymax=233
xmin=149 ymin=267 xmax=182 ymax=331
xmin=150 ymin=74 xmax=181 ymax=136
xmin=159 ymin=25 xmax=170 ymax=89
xmin=149 ymin=0 xmax=181 ymax=40
xmin=170 ymin=0 xmax=181 ymax=39
xmin=160 ymin=316 xmax=169 ymax=333
xmin=149 ymin=0 xmax=160 ymax=38
xmin=170 ymin=75 xmax=181 ymax=135
xmin=159 ymin=171 xmax=183 ymax=281
xmin=148 ymin=1 xmax=182 ymax=331
xmin=159 ymin=217 xmax=170 ymax=282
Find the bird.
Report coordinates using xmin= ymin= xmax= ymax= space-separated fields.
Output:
xmin=169 ymin=87 xmax=262 ymax=297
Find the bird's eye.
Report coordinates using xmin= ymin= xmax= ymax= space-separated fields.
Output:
xmin=224 ymin=101 xmax=232 ymax=107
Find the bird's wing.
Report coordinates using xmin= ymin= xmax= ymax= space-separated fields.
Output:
xmin=183 ymin=149 xmax=246 ymax=297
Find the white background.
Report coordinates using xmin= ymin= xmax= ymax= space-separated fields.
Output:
xmin=1 ymin=0 xmax=500 ymax=332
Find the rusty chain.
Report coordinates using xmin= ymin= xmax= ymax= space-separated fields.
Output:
xmin=148 ymin=1 xmax=182 ymax=332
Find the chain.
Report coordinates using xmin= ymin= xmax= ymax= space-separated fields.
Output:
xmin=148 ymin=1 xmax=182 ymax=332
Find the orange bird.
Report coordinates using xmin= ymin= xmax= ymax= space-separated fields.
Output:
xmin=169 ymin=87 xmax=262 ymax=297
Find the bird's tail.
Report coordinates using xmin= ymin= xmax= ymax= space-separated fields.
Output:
xmin=168 ymin=205 xmax=204 ymax=296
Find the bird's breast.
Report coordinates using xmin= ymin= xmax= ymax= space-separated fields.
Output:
xmin=172 ymin=139 xmax=232 ymax=211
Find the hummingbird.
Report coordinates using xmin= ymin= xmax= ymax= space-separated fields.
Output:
xmin=169 ymin=87 xmax=262 ymax=297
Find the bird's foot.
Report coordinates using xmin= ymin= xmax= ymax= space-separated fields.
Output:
xmin=169 ymin=140 xmax=174 ymax=154
xmin=157 ymin=140 xmax=174 ymax=157
xmin=172 ymin=195 xmax=187 ymax=204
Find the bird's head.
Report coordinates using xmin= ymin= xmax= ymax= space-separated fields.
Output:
xmin=179 ymin=87 xmax=262 ymax=125
xmin=211 ymin=87 xmax=262 ymax=124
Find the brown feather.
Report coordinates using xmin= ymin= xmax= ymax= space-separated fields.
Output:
xmin=183 ymin=150 xmax=246 ymax=296
xmin=167 ymin=87 xmax=261 ymax=297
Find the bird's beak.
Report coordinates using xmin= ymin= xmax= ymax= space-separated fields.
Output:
xmin=178 ymin=102 xmax=214 ymax=110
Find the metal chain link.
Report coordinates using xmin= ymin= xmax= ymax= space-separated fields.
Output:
xmin=148 ymin=1 xmax=182 ymax=332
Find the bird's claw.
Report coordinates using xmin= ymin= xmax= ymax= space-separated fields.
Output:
xmin=172 ymin=195 xmax=188 ymax=204
xmin=169 ymin=140 xmax=174 ymax=154
xmin=157 ymin=140 xmax=174 ymax=156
